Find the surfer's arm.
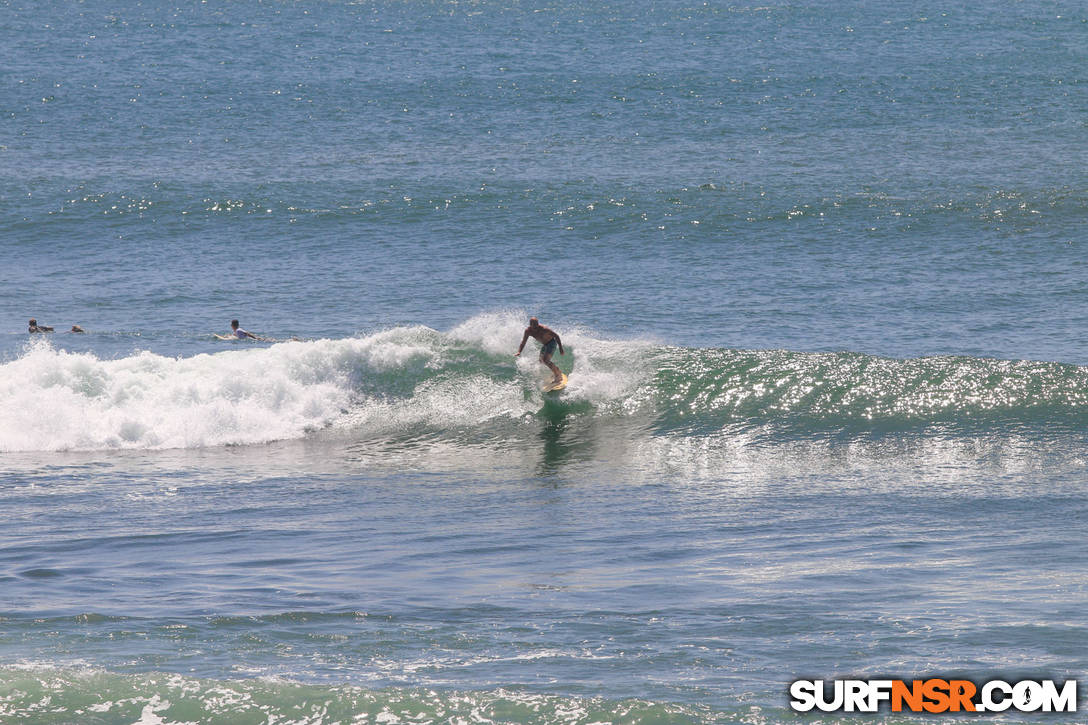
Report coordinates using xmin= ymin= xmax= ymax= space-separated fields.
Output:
xmin=554 ymin=333 xmax=564 ymax=355
xmin=515 ymin=330 xmax=529 ymax=356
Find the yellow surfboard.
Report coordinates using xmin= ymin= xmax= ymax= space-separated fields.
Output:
xmin=542 ymin=372 xmax=568 ymax=392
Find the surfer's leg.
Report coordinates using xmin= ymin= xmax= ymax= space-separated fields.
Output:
xmin=541 ymin=339 xmax=562 ymax=379
xmin=540 ymin=353 xmax=561 ymax=381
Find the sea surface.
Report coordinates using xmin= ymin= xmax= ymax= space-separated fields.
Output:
xmin=2 ymin=0 xmax=1087 ymax=722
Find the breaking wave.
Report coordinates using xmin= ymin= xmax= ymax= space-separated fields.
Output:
xmin=4 ymin=312 xmax=1087 ymax=453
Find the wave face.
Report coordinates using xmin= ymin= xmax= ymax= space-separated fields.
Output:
xmin=650 ymin=347 xmax=1088 ymax=437
xmin=4 ymin=313 xmax=1087 ymax=453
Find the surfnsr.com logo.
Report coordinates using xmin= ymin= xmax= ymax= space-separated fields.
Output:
xmin=789 ymin=679 xmax=1077 ymax=713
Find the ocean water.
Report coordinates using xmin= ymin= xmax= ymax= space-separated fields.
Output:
xmin=2 ymin=0 xmax=1087 ymax=722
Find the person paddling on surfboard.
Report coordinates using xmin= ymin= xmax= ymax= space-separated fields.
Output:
xmin=28 ymin=318 xmax=54 ymax=333
xmin=227 ymin=319 xmax=260 ymax=340
xmin=515 ymin=317 xmax=565 ymax=383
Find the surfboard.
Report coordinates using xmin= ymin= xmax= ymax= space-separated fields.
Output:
xmin=542 ymin=372 xmax=568 ymax=393
xmin=215 ymin=333 xmax=274 ymax=341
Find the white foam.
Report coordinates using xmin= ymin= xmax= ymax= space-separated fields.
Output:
xmin=341 ymin=375 xmax=538 ymax=436
xmin=448 ymin=309 xmax=528 ymax=356
xmin=0 ymin=335 xmax=429 ymax=453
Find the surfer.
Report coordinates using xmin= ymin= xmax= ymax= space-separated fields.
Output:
xmin=515 ymin=317 xmax=565 ymax=382
xmin=28 ymin=318 xmax=54 ymax=333
xmin=227 ymin=319 xmax=260 ymax=340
